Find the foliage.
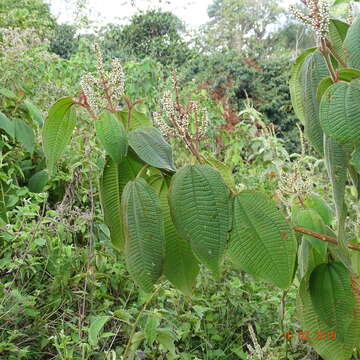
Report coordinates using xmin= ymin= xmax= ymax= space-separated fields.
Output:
xmin=0 ymin=0 xmax=55 ymax=37
xmin=99 ymin=10 xmax=192 ymax=66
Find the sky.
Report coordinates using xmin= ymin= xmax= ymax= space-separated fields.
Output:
xmin=50 ymin=0 xmax=215 ymax=29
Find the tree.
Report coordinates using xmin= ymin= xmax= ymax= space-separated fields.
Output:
xmin=50 ymin=24 xmax=79 ymax=59
xmin=100 ymin=10 xmax=192 ymax=66
xmin=204 ymin=0 xmax=284 ymax=52
xmin=0 ymin=0 xmax=55 ymax=38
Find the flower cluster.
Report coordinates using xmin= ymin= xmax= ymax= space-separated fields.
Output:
xmin=153 ymin=72 xmax=208 ymax=155
xmin=277 ymin=160 xmax=314 ymax=205
xmin=79 ymin=42 xmax=125 ymax=114
xmin=289 ymin=0 xmax=330 ymax=40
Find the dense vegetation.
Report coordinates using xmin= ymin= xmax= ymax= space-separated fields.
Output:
xmin=1 ymin=0 xmax=360 ymax=359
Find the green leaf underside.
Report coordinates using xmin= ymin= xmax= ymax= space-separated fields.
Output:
xmin=329 ymin=19 xmax=349 ymax=66
xmin=298 ymin=277 xmax=360 ymax=360
xmin=304 ymin=193 xmax=333 ymax=226
xmin=344 ymin=15 xmax=360 ymax=70
xmin=42 ymin=97 xmax=76 ymax=174
xmin=149 ymin=175 xmax=199 ymax=296
xmin=128 ymin=127 xmax=176 ymax=171
xmin=300 ymin=51 xmax=329 ymax=154
xmin=121 ymin=178 xmax=164 ymax=292
xmin=292 ymin=208 xmax=328 ymax=258
xmin=320 ymin=82 xmax=360 ymax=144
xmin=229 ymin=191 xmax=297 ymax=289
xmin=96 ymin=110 xmax=128 ymax=164
xmin=169 ymin=165 xmax=230 ymax=276
xmin=309 ymin=262 xmax=356 ymax=342
xmin=289 ymin=47 xmax=316 ymax=125
xmin=298 ymin=237 xmax=327 ymax=280
xmin=99 ymin=152 xmax=143 ymax=251
xmin=324 ymin=136 xmax=349 ymax=246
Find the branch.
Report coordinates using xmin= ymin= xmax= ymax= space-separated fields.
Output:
xmin=293 ymin=226 xmax=360 ymax=252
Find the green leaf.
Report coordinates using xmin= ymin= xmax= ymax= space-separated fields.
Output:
xmin=14 ymin=119 xmax=34 ymax=153
xmin=350 ymin=145 xmax=360 ymax=174
xmin=297 ymin=277 xmax=360 ymax=360
xmin=0 ymin=111 xmax=15 ymax=138
xmin=324 ymin=136 xmax=349 ymax=246
xmin=317 ymin=69 xmax=360 ymax=102
xmin=28 ymin=170 xmax=49 ymax=193
xmin=0 ymin=88 xmax=17 ymax=100
xmin=157 ymin=328 xmax=177 ymax=356
xmin=204 ymin=156 xmax=236 ymax=191
xmin=42 ymin=97 xmax=76 ymax=175
xmin=99 ymin=152 xmax=143 ymax=251
xmin=320 ymin=82 xmax=360 ymax=144
xmin=344 ymin=15 xmax=360 ymax=69
xmin=299 ymin=51 xmax=329 ymax=154
xmin=289 ymin=47 xmax=316 ymax=125
xmin=121 ymin=178 xmax=164 ymax=292
xmin=169 ymin=165 xmax=231 ymax=276
xmin=329 ymin=19 xmax=349 ymax=66
xmin=95 ymin=110 xmax=128 ymax=164
xmin=144 ymin=315 xmax=159 ymax=346
xmin=298 ymin=237 xmax=327 ymax=280
xmin=88 ymin=315 xmax=110 ymax=347
xmin=128 ymin=127 xmax=176 ymax=171
xmin=304 ymin=193 xmax=333 ymax=226
xmin=292 ymin=208 xmax=328 ymax=258
xmin=309 ymin=262 xmax=355 ymax=341
xmin=316 ymin=77 xmax=333 ymax=103
xmin=149 ymin=175 xmax=199 ymax=296
xmin=229 ymin=191 xmax=297 ymax=289
xmin=24 ymin=100 xmax=44 ymax=126
xmin=117 ymin=109 xmax=152 ymax=130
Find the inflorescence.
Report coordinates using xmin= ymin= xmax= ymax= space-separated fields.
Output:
xmin=289 ymin=0 xmax=330 ymax=41
xmin=153 ymin=71 xmax=208 ymax=155
xmin=79 ymin=43 xmax=125 ymax=114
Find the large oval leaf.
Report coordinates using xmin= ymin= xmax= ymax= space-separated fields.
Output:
xmin=289 ymin=47 xmax=316 ymax=125
xmin=320 ymin=82 xmax=360 ymax=144
xmin=95 ymin=110 xmax=128 ymax=164
xmin=15 ymin=119 xmax=34 ymax=154
xmin=298 ymin=277 xmax=360 ymax=360
xmin=42 ymin=97 xmax=76 ymax=175
xmin=344 ymin=15 xmax=360 ymax=69
xmin=99 ymin=152 xmax=143 ymax=251
xmin=300 ymin=51 xmax=329 ymax=154
xmin=309 ymin=262 xmax=356 ymax=341
xmin=229 ymin=191 xmax=297 ymax=289
xmin=128 ymin=127 xmax=176 ymax=171
xmin=169 ymin=165 xmax=231 ymax=276
xmin=121 ymin=178 xmax=164 ymax=292
xmin=149 ymin=175 xmax=199 ymax=296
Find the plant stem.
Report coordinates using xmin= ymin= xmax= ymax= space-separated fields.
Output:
xmin=123 ymin=285 xmax=163 ymax=359
xmin=293 ymin=225 xmax=360 ymax=251
xmin=320 ymin=38 xmax=338 ymax=83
